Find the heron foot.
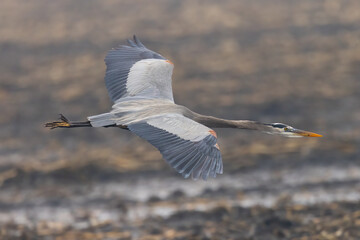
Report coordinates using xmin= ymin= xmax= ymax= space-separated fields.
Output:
xmin=45 ymin=114 xmax=71 ymax=129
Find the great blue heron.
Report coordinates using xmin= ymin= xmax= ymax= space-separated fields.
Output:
xmin=46 ymin=36 xmax=322 ymax=180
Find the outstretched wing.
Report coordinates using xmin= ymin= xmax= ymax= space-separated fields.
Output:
xmin=128 ymin=114 xmax=223 ymax=180
xmin=105 ymin=35 xmax=174 ymax=103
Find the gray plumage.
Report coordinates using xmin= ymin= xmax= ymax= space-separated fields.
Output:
xmin=105 ymin=35 xmax=166 ymax=102
xmin=46 ymin=35 xmax=322 ymax=181
xmin=129 ymin=119 xmax=222 ymax=180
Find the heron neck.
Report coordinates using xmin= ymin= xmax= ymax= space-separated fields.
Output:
xmin=184 ymin=109 xmax=270 ymax=131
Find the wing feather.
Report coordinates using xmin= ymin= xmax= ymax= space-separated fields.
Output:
xmin=128 ymin=114 xmax=223 ymax=180
xmin=105 ymin=35 xmax=174 ymax=102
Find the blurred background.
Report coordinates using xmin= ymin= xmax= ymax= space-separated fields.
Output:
xmin=1 ymin=0 xmax=360 ymax=239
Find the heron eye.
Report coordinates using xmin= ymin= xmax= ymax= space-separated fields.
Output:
xmin=284 ymin=127 xmax=288 ymax=131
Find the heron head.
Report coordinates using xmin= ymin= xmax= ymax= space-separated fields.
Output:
xmin=268 ymin=123 xmax=323 ymax=138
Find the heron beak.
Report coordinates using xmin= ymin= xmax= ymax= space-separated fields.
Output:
xmin=293 ymin=129 xmax=323 ymax=137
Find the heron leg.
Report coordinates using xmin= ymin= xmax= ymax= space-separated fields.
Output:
xmin=45 ymin=114 xmax=92 ymax=129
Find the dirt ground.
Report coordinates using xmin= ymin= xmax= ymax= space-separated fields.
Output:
xmin=0 ymin=0 xmax=360 ymax=239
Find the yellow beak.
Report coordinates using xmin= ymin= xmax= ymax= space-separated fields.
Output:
xmin=294 ymin=129 xmax=323 ymax=137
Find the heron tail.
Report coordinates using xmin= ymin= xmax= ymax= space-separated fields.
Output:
xmin=87 ymin=112 xmax=116 ymax=127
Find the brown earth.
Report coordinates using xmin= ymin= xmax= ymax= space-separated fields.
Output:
xmin=0 ymin=0 xmax=360 ymax=239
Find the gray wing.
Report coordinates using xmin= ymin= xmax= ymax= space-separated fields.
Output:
xmin=105 ymin=35 xmax=174 ymax=103
xmin=128 ymin=114 xmax=223 ymax=180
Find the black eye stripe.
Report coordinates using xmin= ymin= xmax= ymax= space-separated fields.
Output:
xmin=272 ymin=124 xmax=287 ymax=128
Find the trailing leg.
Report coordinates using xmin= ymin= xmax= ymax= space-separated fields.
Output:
xmin=45 ymin=114 xmax=92 ymax=129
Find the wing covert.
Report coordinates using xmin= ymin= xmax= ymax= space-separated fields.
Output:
xmin=105 ymin=35 xmax=174 ymax=103
xmin=128 ymin=114 xmax=223 ymax=180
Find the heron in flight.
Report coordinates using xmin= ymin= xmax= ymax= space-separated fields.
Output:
xmin=46 ymin=36 xmax=322 ymax=180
